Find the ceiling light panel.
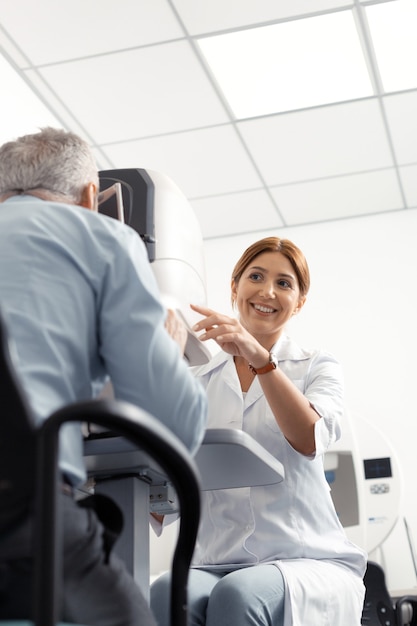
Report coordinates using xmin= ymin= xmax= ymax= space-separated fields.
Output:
xmin=365 ymin=0 xmax=417 ymax=92
xmin=197 ymin=10 xmax=373 ymax=118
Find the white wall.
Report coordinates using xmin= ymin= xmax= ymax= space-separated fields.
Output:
xmin=201 ymin=208 xmax=417 ymax=591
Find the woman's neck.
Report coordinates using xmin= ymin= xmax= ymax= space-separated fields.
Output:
xmin=234 ymin=355 xmax=256 ymax=393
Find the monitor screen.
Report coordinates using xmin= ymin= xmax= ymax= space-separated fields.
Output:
xmin=363 ymin=457 xmax=392 ymax=480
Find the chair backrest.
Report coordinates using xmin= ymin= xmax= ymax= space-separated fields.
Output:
xmin=0 ymin=311 xmax=37 ymax=534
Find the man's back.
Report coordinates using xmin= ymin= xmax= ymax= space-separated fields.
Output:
xmin=0 ymin=194 xmax=207 ymax=486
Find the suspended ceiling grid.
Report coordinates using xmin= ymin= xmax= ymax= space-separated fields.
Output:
xmin=0 ymin=0 xmax=416 ymax=240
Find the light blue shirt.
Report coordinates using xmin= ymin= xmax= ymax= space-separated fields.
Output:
xmin=0 ymin=195 xmax=207 ymax=485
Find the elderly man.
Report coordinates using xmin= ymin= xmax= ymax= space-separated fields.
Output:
xmin=0 ymin=127 xmax=207 ymax=625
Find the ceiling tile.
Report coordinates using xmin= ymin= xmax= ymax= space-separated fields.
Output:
xmin=191 ymin=189 xmax=283 ymax=239
xmin=365 ymin=0 xmax=417 ymax=92
xmin=101 ymin=126 xmax=263 ymax=197
xmin=26 ymin=41 xmax=229 ymax=143
xmin=172 ymin=0 xmax=353 ymax=35
xmin=1 ymin=0 xmax=183 ymax=65
xmin=0 ymin=0 xmax=414 ymax=244
xmin=384 ymin=91 xmax=417 ymax=165
xmin=197 ymin=10 xmax=372 ymax=118
xmin=0 ymin=23 xmax=30 ymax=67
xmin=10 ymin=70 xmax=100 ymax=145
xmin=399 ymin=165 xmax=417 ymax=208
xmin=270 ymin=169 xmax=404 ymax=225
xmin=0 ymin=56 xmax=60 ymax=145
xmin=238 ymin=99 xmax=394 ymax=185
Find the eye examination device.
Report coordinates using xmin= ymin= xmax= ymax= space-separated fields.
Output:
xmin=98 ymin=168 xmax=211 ymax=365
xmin=325 ymin=412 xmax=416 ymax=593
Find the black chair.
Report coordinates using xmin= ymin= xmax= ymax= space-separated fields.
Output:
xmin=361 ymin=561 xmax=397 ymax=625
xmin=361 ymin=561 xmax=417 ymax=626
xmin=0 ymin=310 xmax=201 ymax=626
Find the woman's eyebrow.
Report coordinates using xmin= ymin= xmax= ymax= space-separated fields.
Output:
xmin=277 ymin=273 xmax=296 ymax=280
xmin=249 ymin=265 xmax=295 ymax=280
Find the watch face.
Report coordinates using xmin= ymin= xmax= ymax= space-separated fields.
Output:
xmin=270 ymin=353 xmax=278 ymax=368
xmin=249 ymin=352 xmax=278 ymax=374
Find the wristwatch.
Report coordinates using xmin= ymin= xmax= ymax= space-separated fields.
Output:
xmin=248 ymin=352 xmax=278 ymax=375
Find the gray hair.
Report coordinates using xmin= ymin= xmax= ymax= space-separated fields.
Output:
xmin=0 ymin=127 xmax=98 ymax=204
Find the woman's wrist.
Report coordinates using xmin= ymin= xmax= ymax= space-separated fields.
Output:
xmin=248 ymin=350 xmax=272 ymax=373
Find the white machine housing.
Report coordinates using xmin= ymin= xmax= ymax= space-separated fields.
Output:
xmin=147 ymin=169 xmax=211 ymax=365
xmin=325 ymin=413 xmax=417 ymax=592
xmin=98 ymin=167 xmax=211 ymax=365
xmin=325 ymin=412 xmax=402 ymax=554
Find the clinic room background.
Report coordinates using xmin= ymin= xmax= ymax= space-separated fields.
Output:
xmin=1 ymin=0 xmax=417 ymax=597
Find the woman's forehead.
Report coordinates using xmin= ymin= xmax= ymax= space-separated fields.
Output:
xmin=247 ymin=251 xmax=294 ymax=272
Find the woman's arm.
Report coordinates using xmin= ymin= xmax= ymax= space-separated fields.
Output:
xmin=191 ymin=303 xmax=320 ymax=456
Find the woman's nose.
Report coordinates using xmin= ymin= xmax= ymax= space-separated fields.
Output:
xmin=259 ymin=282 xmax=276 ymax=297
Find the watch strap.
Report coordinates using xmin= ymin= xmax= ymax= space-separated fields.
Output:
xmin=248 ymin=353 xmax=277 ymax=375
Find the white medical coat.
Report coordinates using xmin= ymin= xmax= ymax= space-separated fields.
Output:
xmin=190 ymin=334 xmax=367 ymax=626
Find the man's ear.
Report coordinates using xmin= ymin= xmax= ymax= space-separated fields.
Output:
xmin=79 ymin=182 xmax=98 ymax=211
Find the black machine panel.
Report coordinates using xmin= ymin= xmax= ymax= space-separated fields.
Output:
xmin=98 ymin=168 xmax=156 ymax=262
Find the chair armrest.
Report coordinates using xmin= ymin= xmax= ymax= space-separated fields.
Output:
xmin=396 ymin=596 xmax=417 ymax=626
xmin=35 ymin=399 xmax=201 ymax=626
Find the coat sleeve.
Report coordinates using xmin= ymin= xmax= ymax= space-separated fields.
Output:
xmin=303 ymin=350 xmax=344 ymax=457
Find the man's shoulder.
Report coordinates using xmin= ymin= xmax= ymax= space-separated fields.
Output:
xmin=49 ymin=200 xmax=142 ymax=250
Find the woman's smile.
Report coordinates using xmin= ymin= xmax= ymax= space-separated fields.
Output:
xmin=251 ymin=302 xmax=278 ymax=315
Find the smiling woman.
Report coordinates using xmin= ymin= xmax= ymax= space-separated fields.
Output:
xmin=230 ymin=248 xmax=307 ymax=351
xmin=150 ymin=236 xmax=367 ymax=626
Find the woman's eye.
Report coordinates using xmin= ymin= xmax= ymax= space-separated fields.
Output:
xmin=249 ymin=272 xmax=262 ymax=281
xmin=277 ymin=279 xmax=291 ymax=288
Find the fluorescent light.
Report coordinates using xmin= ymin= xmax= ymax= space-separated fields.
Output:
xmin=366 ymin=0 xmax=417 ymax=92
xmin=197 ymin=10 xmax=373 ymax=119
xmin=0 ymin=54 xmax=61 ymax=146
